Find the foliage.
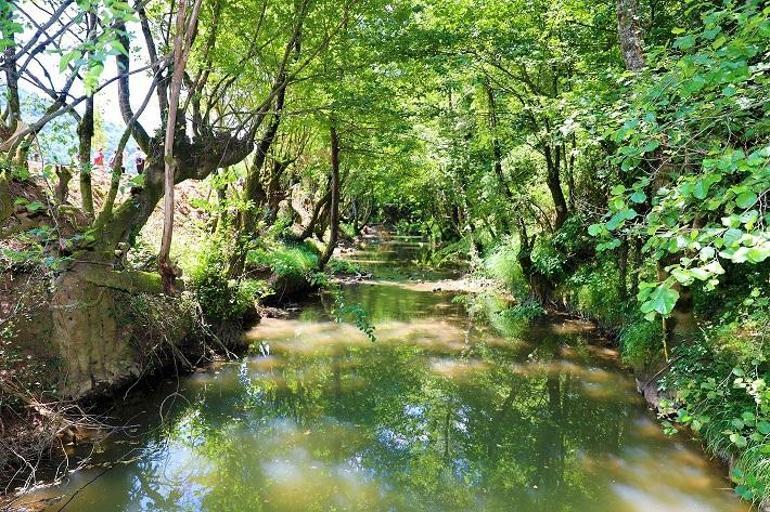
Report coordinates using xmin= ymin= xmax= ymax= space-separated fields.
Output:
xmin=483 ymin=239 xmax=526 ymax=294
xmin=187 ymin=239 xmax=263 ymax=324
xmin=325 ymin=257 xmax=363 ymax=276
xmin=618 ymin=316 xmax=663 ymax=366
xmin=246 ymin=241 xmax=320 ymax=279
xmin=2 ymin=0 xmax=769 ymax=503
xmin=591 ymin=0 xmax=770 ymax=321
xmin=499 ymin=300 xmax=546 ymax=322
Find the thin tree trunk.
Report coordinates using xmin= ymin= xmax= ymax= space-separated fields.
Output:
xmin=158 ymin=0 xmax=203 ymax=293
xmin=615 ymin=0 xmax=644 ymax=305
xmin=298 ymin=188 xmax=330 ymax=241
xmin=484 ymin=81 xmax=511 ymax=200
xmin=1 ymin=5 xmax=21 ymax=141
xmin=319 ymin=123 xmax=340 ymax=269
xmin=544 ymin=145 xmax=568 ymax=230
xmin=54 ymin=165 xmax=72 ymax=204
xmin=240 ymin=81 xmax=287 ymax=233
xmin=78 ymin=96 xmax=95 ymax=216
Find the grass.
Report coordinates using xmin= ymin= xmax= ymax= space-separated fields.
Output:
xmin=246 ymin=240 xmax=320 ymax=278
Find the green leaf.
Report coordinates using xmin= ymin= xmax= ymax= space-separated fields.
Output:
xmin=587 ymin=224 xmax=604 ymax=237
xmin=735 ymin=485 xmax=754 ymax=500
xmin=610 ymin=184 xmax=626 ymax=195
xmin=746 ymin=246 xmax=770 ymax=264
xmin=723 ymin=228 xmax=743 ymax=247
xmin=642 ymin=285 xmax=679 ymax=317
xmin=26 ymin=200 xmax=45 ymax=213
xmin=729 ymin=433 xmax=748 ymax=448
xmin=693 ymin=179 xmax=709 ymax=200
xmin=736 ymin=191 xmax=757 ymax=209
xmin=689 ymin=267 xmax=710 ymax=281
xmin=674 ymin=35 xmax=696 ymax=50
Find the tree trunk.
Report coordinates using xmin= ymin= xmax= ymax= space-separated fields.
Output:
xmin=616 ymin=0 xmax=645 ymax=72
xmin=516 ymin=219 xmax=554 ymax=304
xmin=484 ymin=81 xmax=512 ymax=200
xmin=297 ymin=188 xmax=330 ymax=241
xmin=1 ymin=7 xmax=21 ymax=142
xmin=615 ymin=0 xmax=644 ymax=307
xmin=78 ymin=96 xmax=95 ymax=217
xmin=544 ymin=145 xmax=569 ymax=230
xmin=158 ymin=0 xmax=203 ymax=294
xmin=54 ymin=165 xmax=72 ymax=204
xmin=264 ymin=160 xmax=289 ymax=226
xmin=241 ymin=81 xmax=287 ymax=234
xmin=319 ymin=123 xmax=340 ymax=269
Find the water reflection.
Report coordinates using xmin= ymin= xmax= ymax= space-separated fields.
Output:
xmin=17 ymin=241 xmax=745 ymax=512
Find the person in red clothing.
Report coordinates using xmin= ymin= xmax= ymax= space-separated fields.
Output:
xmin=94 ymin=148 xmax=105 ymax=168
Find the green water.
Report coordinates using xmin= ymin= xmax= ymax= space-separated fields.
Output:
xmin=17 ymin=237 xmax=745 ymax=511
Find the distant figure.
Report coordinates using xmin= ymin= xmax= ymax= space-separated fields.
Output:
xmin=94 ymin=148 xmax=105 ymax=167
xmin=258 ymin=341 xmax=270 ymax=357
xmin=135 ymin=151 xmax=146 ymax=174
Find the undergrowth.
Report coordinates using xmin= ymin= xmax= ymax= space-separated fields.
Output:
xmin=246 ymin=240 xmax=320 ymax=278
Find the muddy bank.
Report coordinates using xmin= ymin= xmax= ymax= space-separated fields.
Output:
xmin=0 ymin=262 xmax=255 ymax=497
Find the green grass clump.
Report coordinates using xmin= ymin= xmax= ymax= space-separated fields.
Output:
xmin=246 ymin=240 xmax=320 ymax=278
xmin=484 ymin=241 xmax=518 ymax=285
xmin=564 ymin=260 xmax=629 ymax=327
xmin=618 ymin=316 xmax=662 ymax=366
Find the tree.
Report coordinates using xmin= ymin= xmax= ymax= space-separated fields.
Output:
xmin=158 ymin=0 xmax=204 ymax=293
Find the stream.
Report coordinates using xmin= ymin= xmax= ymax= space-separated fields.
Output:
xmin=14 ymin=235 xmax=745 ymax=511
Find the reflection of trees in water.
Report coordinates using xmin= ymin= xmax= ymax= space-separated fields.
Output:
xmin=70 ymin=318 xmax=632 ymax=511
xmin=150 ymin=329 xmax=633 ymax=511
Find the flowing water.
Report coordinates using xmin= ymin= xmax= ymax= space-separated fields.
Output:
xmin=15 ymin=236 xmax=746 ymax=511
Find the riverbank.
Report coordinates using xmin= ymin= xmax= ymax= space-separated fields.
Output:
xmin=471 ymin=240 xmax=768 ymax=508
xmin=0 ymin=233 xmax=327 ymax=500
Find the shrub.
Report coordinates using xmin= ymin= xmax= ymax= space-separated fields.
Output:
xmin=187 ymin=239 xmax=257 ymax=323
xmin=483 ymin=239 xmax=527 ymax=294
xmin=326 ymin=258 xmax=362 ymax=275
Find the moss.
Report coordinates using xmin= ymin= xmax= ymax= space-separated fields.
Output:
xmin=0 ymin=170 xmax=12 ymax=224
xmin=80 ymin=266 xmax=163 ymax=294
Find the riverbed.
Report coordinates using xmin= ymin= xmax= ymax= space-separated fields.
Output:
xmin=12 ymin=236 xmax=745 ymax=511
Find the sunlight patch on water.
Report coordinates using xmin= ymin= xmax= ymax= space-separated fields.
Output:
xmin=430 ymin=358 xmax=489 ymax=379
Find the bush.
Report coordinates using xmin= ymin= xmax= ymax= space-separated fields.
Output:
xmin=659 ymin=287 xmax=770 ymax=503
xmin=562 ymin=258 xmax=639 ymax=328
xmin=326 ymin=258 xmax=362 ymax=275
xmin=500 ymin=299 xmax=546 ymax=322
xmin=187 ymin=239 xmax=259 ymax=323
